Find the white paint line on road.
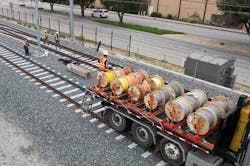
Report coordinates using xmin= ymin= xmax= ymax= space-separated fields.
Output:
xmin=97 ymin=123 xmax=106 ymax=128
xmin=141 ymin=151 xmax=152 ymax=158
xmin=128 ymin=143 xmax=138 ymax=149
xmin=115 ymin=135 xmax=125 ymax=140
xmin=156 ymin=160 xmax=167 ymax=166
xmin=89 ymin=118 xmax=98 ymax=123
xmin=46 ymin=90 xmax=52 ymax=93
xmin=35 ymin=82 xmax=41 ymax=85
xmin=105 ymin=128 xmax=114 ymax=134
xmin=20 ymin=73 xmax=26 ymax=76
xmin=40 ymin=86 xmax=46 ymax=89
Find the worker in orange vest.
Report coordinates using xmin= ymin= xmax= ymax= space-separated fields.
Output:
xmin=98 ymin=50 xmax=108 ymax=72
xmin=23 ymin=38 xmax=30 ymax=56
xmin=43 ymin=30 xmax=49 ymax=45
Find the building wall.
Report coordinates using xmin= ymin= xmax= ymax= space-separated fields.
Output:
xmin=150 ymin=0 xmax=222 ymax=22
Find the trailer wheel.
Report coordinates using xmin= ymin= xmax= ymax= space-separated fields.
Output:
xmin=131 ymin=123 xmax=154 ymax=148
xmin=109 ymin=111 xmax=127 ymax=132
xmin=160 ymin=138 xmax=186 ymax=166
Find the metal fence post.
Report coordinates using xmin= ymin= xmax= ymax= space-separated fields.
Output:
xmin=1 ymin=8 xmax=3 ymax=16
xmin=128 ymin=35 xmax=131 ymax=56
xmin=58 ymin=19 xmax=60 ymax=33
xmin=95 ymin=27 xmax=97 ymax=45
xmin=48 ymin=17 xmax=51 ymax=31
xmin=12 ymin=10 xmax=14 ymax=20
xmin=18 ymin=11 xmax=20 ymax=22
xmin=25 ymin=12 xmax=27 ymax=24
xmin=40 ymin=15 xmax=42 ymax=28
xmin=81 ymin=24 xmax=83 ymax=43
xmin=111 ymin=31 xmax=113 ymax=50
xmin=7 ymin=9 xmax=9 ymax=19
xmin=32 ymin=13 xmax=34 ymax=25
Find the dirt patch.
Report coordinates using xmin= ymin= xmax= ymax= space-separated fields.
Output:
xmin=0 ymin=113 xmax=48 ymax=166
xmin=163 ymin=34 xmax=250 ymax=54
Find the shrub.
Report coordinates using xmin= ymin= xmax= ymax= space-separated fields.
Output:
xmin=190 ymin=18 xmax=202 ymax=24
xmin=150 ymin=12 xmax=162 ymax=18
xmin=166 ymin=14 xmax=173 ymax=19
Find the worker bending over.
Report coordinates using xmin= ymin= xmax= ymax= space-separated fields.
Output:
xmin=23 ymin=38 xmax=30 ymax=56
xmin=43 ymin=30 xmax=49 ymax=45
xmin=98 ymin=50 xmax=108 ymax=72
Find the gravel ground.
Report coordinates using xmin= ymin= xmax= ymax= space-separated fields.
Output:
xmin=0 ymin=50 xmax=161 ymax=165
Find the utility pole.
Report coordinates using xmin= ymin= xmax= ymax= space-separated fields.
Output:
xmin=35 ymin=0 xmax=42 ymax=56
xmin=70 ymin=0 xmax=74 ymax=41
xmin=203 ymin=0 xmax=208 ymax=23
xmin=177 ymin=0 xmax=182 ymax=19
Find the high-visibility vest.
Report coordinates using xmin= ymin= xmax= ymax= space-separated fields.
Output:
xmin=23 ymin=40 xmax=29 ymax=47
xmin=98 ymin=55 xmax=107 ymax=71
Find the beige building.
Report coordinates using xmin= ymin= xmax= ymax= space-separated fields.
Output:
xmin=149 ymin=0 xmax=222 ymax=22
xmin=94 ymin=0 xmax=222 ymax=23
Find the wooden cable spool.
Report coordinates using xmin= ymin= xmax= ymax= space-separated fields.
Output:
xmin=144 ymin=81 xmax=184 ymax=110
xmin=187 ymin=96 xmax=234 ymax=135
xmin=146 ymin=75 xmax=165 ymax=90
xmin=110 ymin=71 xmax=146 ymax=96
xmin=165 ymin=89 xmax=207 ymax=122
xmin=98 ymin=67 xmax=132 ymax=87
xmin=128 ymin=81 xmax=152 ymax=102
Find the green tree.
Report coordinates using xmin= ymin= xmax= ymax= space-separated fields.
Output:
xmin=101 ymin=0 xmax=143 ymax=23
xmin=217 ymin=0 xmax=250 ymax=23
xmin=75 ymin=0 xmax=96 ymax=16
xmin=42 ymin=0 xmax=68 ymax=11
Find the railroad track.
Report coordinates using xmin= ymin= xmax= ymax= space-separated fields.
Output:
xmin=0 ymin=23 xmax=120 ymax=69
xmin=0 ymin=41 xmax=166 ymax=165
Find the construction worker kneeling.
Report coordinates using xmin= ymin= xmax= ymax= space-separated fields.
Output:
xmin=98 ymin=50 xmax=108 ymax=72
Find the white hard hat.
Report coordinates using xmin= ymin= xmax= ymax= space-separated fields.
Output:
xmin=27 ymin=38 xmax=30 ymax=41
xmin=45 ymin=30 xmax=47 ymax=32
xmin=56 ymin=32 xmax=59 ymax=34
xmin=103 ymin=50 xmax=108 ymax=56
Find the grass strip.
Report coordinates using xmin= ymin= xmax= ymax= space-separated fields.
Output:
xmin=95 ymin=20 xmax=184 ymax=35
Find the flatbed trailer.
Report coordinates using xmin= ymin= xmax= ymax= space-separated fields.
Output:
xmin=83 ymin=85 xmax=250 ymax=166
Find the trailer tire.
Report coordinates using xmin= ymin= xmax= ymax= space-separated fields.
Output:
xmin=109 ymin=111 xmax=127 ymax=132
xmin=131 ymin=123 xmax=154 ymax=148
xmin=160 ymin=138 xmax=186 ymax=166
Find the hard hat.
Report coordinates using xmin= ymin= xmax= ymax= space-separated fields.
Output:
xmin=103 ymin=50 xmax=108 ymax=56
xmin=45 ymin=30 xmax=47 ymax=32
xmin=56 ymin=32 xmax=59 ymax=34
xmin=27 ymin=38 xmax=30 ymax=41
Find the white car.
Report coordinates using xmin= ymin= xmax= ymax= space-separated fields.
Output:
xmin=91 ymin=9 xmax=108 ymax=18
